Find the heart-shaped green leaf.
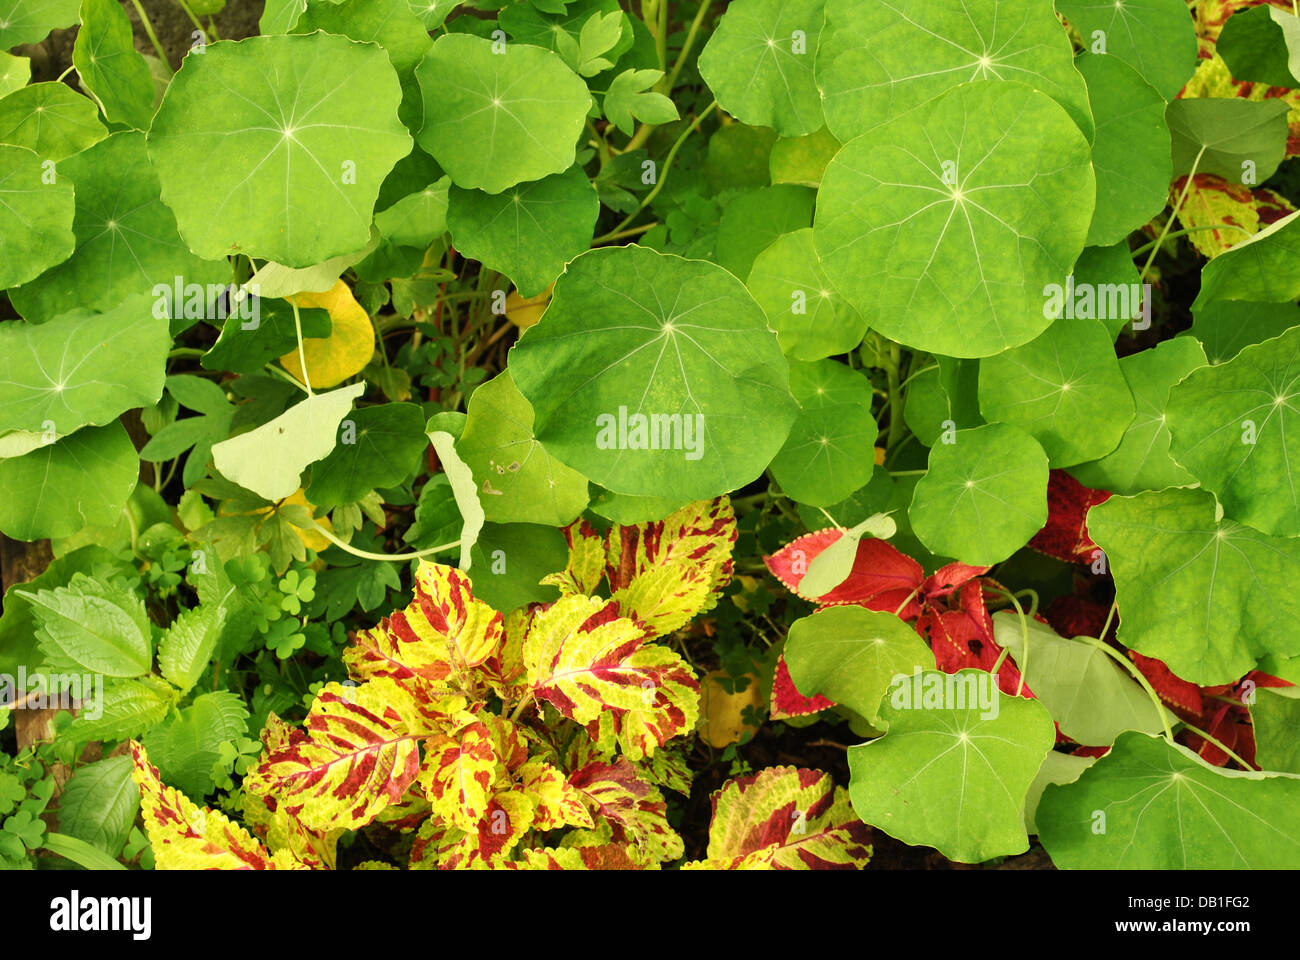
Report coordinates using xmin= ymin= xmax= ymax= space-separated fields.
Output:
xmin=1218 ymin=3 xmax=1300 ymax=87
xmin=1167 ymin=97 xmax=1289 ymax=183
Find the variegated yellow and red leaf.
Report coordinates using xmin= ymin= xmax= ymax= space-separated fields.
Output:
xmin=412 ymin=791 xmax=536 ymax=869
xmin=131 ymin=742 xmax=301 ymax=870
xmin=568 ymin=758 xmax=684 ymax=863
xmin=1174 ymin=174 xmax=1295 ymax=257
xmin=517 ymin=759 xmax=595 ymax=831
xmin=476 ymin=606 xmax=531 ymax=702
xmin=582 ymin=644 xmax=700 ymax=760
xmin=500 ymin=846 xmax=588 ymax=869
xmin=605 ymin=497 xmax=736 ymax=598
xmin=417 ymin=720 xmax=503 ymax=831
xmin=542 ymin=519 xmax=607 ymax=596
xmin=611 ymin=559 xmax=716 ymax=637
xmin=242 ymin=714 xmax=341 ymax=869
xmin=684 ymin=766 xmax=873 ymax=870
xmin=243 ymin=679 xmax=425 ymax=832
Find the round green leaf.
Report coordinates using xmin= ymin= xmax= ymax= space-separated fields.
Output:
xmin=456 ymin=370 xmax=589 ymax=526
xmin=375 ymin=176 xmax=450 ymax=249
xmin=0 ymin=0 xmax=79 ymax=50
xmin=1166 ymin=325 xmax=1300 ymax=537
xmin=1075 ymin=53 xmax=1171 ymax=248
xmin=466 ymin=521 xmax=568 ymax=615
xmin=0 ymin=82 xmax=108 ymax=162
xmin=714 ymin=184 xmax=815 ymax=280
xmin=785 ymin=606 xmax=935 ymax=724
xmin=587 ymin=487 xmax=689 ymax=524
xmin=1037 ymin=732 xmax=1300 ymax=868
xmin=414 ymin=33 xmax=592 ymax=194
xmin=815 ymin=81 xmax=1095 ymax=358
xmin=447 ymin=164 xmax=598 ymax=297
xmin=8 ymin=132 xmax=228 ymax=323
xmin=769 ymin=126 xmax=839 ymax=188
xmin=1056 ymin=0 xmax=1199 ymax=101
xmin=908 ymin=422 xmax=1048 ymax=565
xmin=1070 ymin=336 xmax=1205 ymax=495
xmin=1251 ymin=688 xmax=1300 ymax=774
xmin=1218 ymin=3 xmax=1300 ymax=88
xmin=294 ymin=0 xmax=433 ymax=73
xmin=1186 ymin=300 xmax=1300 ymax=365
xmin=508 ymin=245 xmax=799 ymax=500
xmin=0 ymin=421 xmax=139 ymax=541
xmin=147 ymin=33 xmax=413 ymax=267
xmin=978 ymin=317 xmax=1134 ymax=467
xmin=847 ymin=669 xmax=1056 ymax=863
xmin=0 ymin=52 xmax=29 ymax=97
xmin=1088 ymin=487 xmax=1300 ymax=685
xmin=0 ymin=143 xmax=74 ymax=289
xmin=745 ymin=228 xmax=867 ymax=361
xmin=817 ymin=0 xmax=1093 ymax=142
xmin=306 ymin=402 xmax=428 ymax=509
xmin=697 ymin=0 xmax=826 ymax=137
xmin=1167 ymin=97 xmax=1290 ymax=183
xmin=73 ymin=0 xmax=156 ymax=131
xmin=768 ymin=358 xmax=876 ymax=507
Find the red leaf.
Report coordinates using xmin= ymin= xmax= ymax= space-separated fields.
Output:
xmin=764 ymin=531 xmax=923 ymax=614
xmin=770 ymin=654 xmax=834 ymax=719
xmin=921 ymin=581 xmax=1030 ymax=698
xmin=1129 ymin=651 xmax=1204 ymax=714
xmin=1028 ymin=470 xmax=1111 ymax=564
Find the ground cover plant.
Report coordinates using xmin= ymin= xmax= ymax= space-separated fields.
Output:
xmin=0 ymin=0 xmax=1298 ymax=872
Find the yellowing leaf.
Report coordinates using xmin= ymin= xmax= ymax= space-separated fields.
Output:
xmin=541 ymin=520 xmax=606 ymax=596
xmin=279 ymin=279 xmax=375 ymax=388
xmin=1175 ymin=174 xmax=1295 ymax=257
xmin=131 ymin=741 xmax=301 ymax=870
xmin=698 ymin=670 xmax=763 ymax=749
xmin=506 ymin=283 xmax=553 ymax=330
xmin=242 ymin=714 xmax=341 ymax=869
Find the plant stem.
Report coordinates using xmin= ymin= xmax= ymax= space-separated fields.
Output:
xmin=265 ymin=362 xmax=310 ymax=393
xmin=1129 ymin=222 xmax=1253 ymax=258
xmin=56 ymin=63 xmax=75 ymax=82
xmin=622 ymin=0 xmax=714 ymax=152
xmin=173 ymin=0 xmax=205 ymax=35
xmin=1072 ymin=634 xmax=1174 ymax=740
xmin=509 ymin=693 xmax=534 ymax=722
xmin=291 ymin=298 xmax=313 ymax=395
xmin=307 ymin=519 xmax=460 ymax=563
xmin=1139 ymin=147 xmax=1205 ymax=283
xmin=885 ymin=343 xmax=905 ymax=451
xmin=168 ymin=347 xmax=205 ymax=358
xmin=593 ymin=222 xmax=659 ymax=244
xmin=1174 ymin=720 xmax=1253 ymax=770
xmin=129 ymin=0 xmax=173 ymax=72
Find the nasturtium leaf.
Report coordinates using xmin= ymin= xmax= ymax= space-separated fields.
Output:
xmin=414 ymin=33 xmax=592 ymax=194
xmin=0 ymin=52 xmax=28 ymax=96
xmin=1193 ymin=209 xmax=1300 ymax=311
xmin=8 ymin=132 xmax=228 ymax=324
xmin=697 ymin=0 xmax=825 ymax=137
xmin=457 ymin=370 xmax=589 ymax=526
xmin=1186 ymin=300 xmax=1300 ymax=365
xmin=212 ymin=382 xmax=366 ymax=503
xmin=1088 ymin=487 xmax=1300 ymax=684
xmin=1070 ymin=337 xmax=1205 ymax=495
xmin=148 ymin=33 xmax=412 ymax=267
xmin=0 ymin=421 xmax=138 ymax=541
xmin=259 ymin=0 xmax=306 ymax=34
xmin=978 ymin=317 xmax=1134 ymax=467
xmin=768 ymin=359 xmax=876 ymax=508
xmin=815 ymin=81 xmax=1095 ymax=358
xmin=904 ymin=357 xmax=983 ymax=447
xmin=0 ymin=144 xmax=74 ymax=289
xmin=587 ymin=488 xmax=690 ymax=524
xmin=1218 ymin=3 xmax=1300 ymax=87
xmin=447 ymin=165 xmax=598 ymax=298
xmin=908 ymin=422 xmax=1049 ymax=565
xmin=1166 ymin=97 xmax=1289 ymax=184
xmin=1251 ymin=688 xmax=1300 ymax=774
xmin=785 ymin=606 xmax=934 ymax=724
xmin=745 ymin=229 xmax=867 ymax=361
xmin=1165 ymin=325 xmax=1300 ymax=537
xmin=817 ymin=0 xmax=1093 ymax=142
xmin=374 ymin=176 xmax=449 ymax=249
xmin=306 ymin=402 xmax=427 ymax=508
xmin=990 ymin=612 xmax=1164 ymax=746
xmin=1069 ymin=241 xmax=1144 ymax=340
xmin=280 ymin=280 xmax=376 ymax=390
xmin=1023 ymin=751 xmax=1093 ymax=835
xmin=714 ymin=184 xmax=815 ymax=280
xmin=1075 ymin=54 xmax=1171 ymax=247
xmin=0 ymin=295 xmax=167 ymax=438
xmin=294 ymin=0 xmax=433 ymax=73
xmin=200 ymin=298 xmax=331 ymax=375
xmin=1055 ymin=0 xmax=1198 ymax=101
xmin=769 ymin=126 xmax=839 ymax=188
xmin=19 ymin=571 xmax=150 ymax=677
xmin=702 ymin=121 xmax=778 ymax=194
xmin=0 ymin=0 xmax=79 ymax=49
xmin=847 ymin=669 xmax=1055 ymax=863
xmin=428 ymin=428 xmax=485 ymax=571
xmin=57 ymin=755 xmax=138 ymax=857
xmin=0 ymin=82 xmax=106 ymax=162
xmin=1037 ymin=731 xmax=1300 ymax=868
xmin=509 ymin=245 xmax=799 ymax=500
xmin=468 ymin=522 xmax=568 ymax=614
xmin=73 ymin=0 xmax=156 ymax=131
xmin=409 ymin=0 xmax=458 ymax=31
xmin=143 ymin=692 xmax=249 ymax=799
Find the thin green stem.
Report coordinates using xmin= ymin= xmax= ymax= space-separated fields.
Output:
xmin=893 ymin=585 xmax=922 ymax=617
xmin=593 ymin=222 xmax=659 ymax=244
xmin=1129 ymin=222 xmax=1252 ymax=258
xmin=885 ymin=343 xmax=905 ymax=451
xmin=1072 ymin=634 xmax=1174 ymax=741
xmin=168 ymin=347 xmax=205 ymax=359
xmin=1139 ymin=147 xmax=1204 ymax=283
xmin=264 ymin=362 xmax=310 ymax=394
xmin=887 ymin=468 xmax=927 ymax=477
xmin=509 ymin=692 xmax=534 ymax=723
xmin=56 ymin=63 xmax=75 ymax=83
xmin=1174 ymin=720 xmax=1253 ymax=770
xmin=291 ymin=298 xmax=313 ymax=395
xmin=307 ymin=519 xmax=460 ymax=563
xmin=129 ymin=0 xmax=173 ymax=72
xmin=1098 ymin=598 xmax=1118 ymax=641
xmin=664 ymin=0 xmax=712 ymax=92
xmin=173 ymin=0 xmax=204 ymax=34
xmin=899 ymin=362 xmax=937 ymax=390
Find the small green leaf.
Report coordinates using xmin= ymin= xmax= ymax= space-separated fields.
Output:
xmin=56 ymin=755 xmax=138 ymax=857
xmin=157 ymin=603 xmax=225 ymax=695
xmin=63 ymin=677 xmax=174 ymax=743
xmin=73 ymin=0 xmax=156 ymax=130
xmin=467 ymin=522 xmax=568 ymax=614
xmin=42 ymin=831 xmax=126 ymax=870
xmin=603 ymin=68 xmax=678 ymax=136
xmin=1193 ymin=209 xmax=1300 ymax=311
xmin=374 ymin=177 xmax=449 ymax=250
xmin=306 ymin=402 xmax=428 ymax=508
xmin=715 ymin=185 xmax=815 ymax=280
xmin=294 ymin=0 xmax=433 ymax=73
xmin=199 ymin=298 xmax=332 ymax=376
xmin=0 ymin=52 xmax=30 ymax=96
xmin=1185 ymin=300 xmax=1300 ymax=365
xmin=142 ymin=691 xmax=249 ymax=799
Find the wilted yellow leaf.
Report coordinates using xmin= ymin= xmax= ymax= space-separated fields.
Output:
xmin=698 ymin=671 xmax=763 ymax=748
xmin=506 ymin=284 xmax=553 ymax=330
xmin=279 ymin=279 xmax=374 ymax=388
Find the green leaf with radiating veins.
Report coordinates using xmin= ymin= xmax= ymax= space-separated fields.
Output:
xmin=259 ymin=0 xmax=306 ymax=34
xmin=212 ymin=382 xmax=366 ymax=503
xmin=746 ymin=229 xmax=867 ymax=362
xmin=1251 ymin=688 xmax=1300 ymax=774
xmin=1166 ymin=325 xmax=1300 ymax=537
xmin=1184 ymin=300 xmax=1300 ymax=365
xmin=508 ymin=245 xmax=799 ymax=500
xmin=785 ymin=606 xmax=935 ymax=724
xmin=908 ymin=422 xmax=1048 ymax=566
xmin=414 ymin=33 xmax=591 ymax=194
xmin=0 ymin=0 xmax=79 ymax=49
xmin=306 ymin=402 xmax=428 ymax=509
xmin=768 ymin=359 xmax=876 ymax=508
xmin=294 ymin=0 xmax=433 ymax=74
xmin=847 ymin=669 xmax=1056 ymax=863
xmin=990 ymin=612 xmax=1164 ymax=747
xmin=0 ymin=52 xmax=29 ymax=96
xmin=769 ymin=126 xmax=839 ymax=188
xmin=1037 ymin=731 xmax=1300 ymax=868
xmin=447 ymin=165 xmax=598 ymax=298
xmin=8 ymin=132 xmax=228 ymax=323
xmin=1193 ymin=209 xmax=1300 ymax=311
xmin=147 ymin=33 xmax=412 ymax=267
xmin=1075 ymin=54 xmax=1171 ymax=247
xmin=817 ymin=0 xmax=1093 ymax=142
xmin=407 ymin=0 xmax=458 ymax=31
xmin=73 ymin=0 xmax=156 ymax=130
xmin=0 ymin=421 xmax=138 ymax=541
xmin=697 ymin=0 xmax=826 ymax=137
xmin=1218 ymin=3 xmax=1300 ymax=87
xmin=1056 ymin=0 xmax=1198 ymax=101
xmin=0 ymin=143 xmax=74 ymax=289
xmin=1069 ymin=241 xmax=1143 ymax=340
xmin=978 ymin=317 xmax=1134 ymax=466
xmin=1070 ymin=336 xmax=1205 ymax=495
xmin=1088 ymin=487 xmax=1300 ymax=684
xmin=374 ymin=176 xmax=449 ymax=250
xmin=1023 ymin=752 xmax=1094 ymax=835
xmin=814 ymin=81 xmax=1095 ymax=359
xmin=456 ymin=370 xmax=589 ymax=526
xmin=714 ymin=184 xmax=815 ymax=280
xmin=1166 ymin=97 xmax=1289 ymax=183
xmin=0 ymin=82 xmax=107 ymax=162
